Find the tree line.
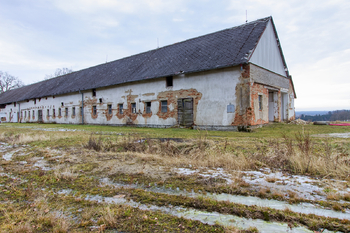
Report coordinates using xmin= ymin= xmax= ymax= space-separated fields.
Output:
xmin=300 ymin=110 xmax=350 ymax=122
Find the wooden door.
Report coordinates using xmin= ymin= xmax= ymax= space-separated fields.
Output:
xmin=177 ymin=98 xmax=193 ymax=127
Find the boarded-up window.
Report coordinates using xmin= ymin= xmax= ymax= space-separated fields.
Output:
xmin=146 ymin=102 xmax=151 ymax=113
xmin=108 ymin=104 xmax=112 ymax=115
xmin=131 ymin=103 xmax=136 ymax=113
xmin=93 ymin=106 xmax=97 ymax=115
xmin=72 ymin=107 xmax=75 ymax=116
xmin=119 ymin=104 xmax=123 ymax=114
xmin=161 ymin=100 xmax=167 ymax=113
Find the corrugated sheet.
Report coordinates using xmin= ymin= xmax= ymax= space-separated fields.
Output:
xmin=0 ymin=17 xmax=271 ymax=104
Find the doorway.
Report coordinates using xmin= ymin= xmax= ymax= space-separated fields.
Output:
xmin=177 ymin=98 xmax=193 ymax=127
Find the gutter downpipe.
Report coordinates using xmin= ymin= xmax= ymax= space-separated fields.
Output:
xmin=17 ymin=102 xmax=20 ymax=123
xmin=79 ymin=90 xmax=84 ymax=124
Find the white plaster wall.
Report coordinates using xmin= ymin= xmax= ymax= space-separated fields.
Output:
xmin=2 ymin=67 xmax=241 ymax=126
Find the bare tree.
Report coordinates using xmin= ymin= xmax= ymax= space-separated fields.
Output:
xmin=45 ymin=67 xmax=73 ymax=80
xmin=0 ymin=71 xmax=24 ymax=94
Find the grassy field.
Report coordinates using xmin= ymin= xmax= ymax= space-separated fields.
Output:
xmin=0 ymin=122 xmax=350 ymax=232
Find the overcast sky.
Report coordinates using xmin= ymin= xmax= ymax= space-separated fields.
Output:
xmin=0 ymin=0 xmax=349 ymax=111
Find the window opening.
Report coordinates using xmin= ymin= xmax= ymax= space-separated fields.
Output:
xmin=93 ymin=106 xmax=97 ymax=115
xmin=72 ymin=107 xmax=75 ymax=116
xmin=92 ymin=89 xmax=96 ymax=97
xmin=28 ymin=111 xmax=30 ymax=119
xmin=258 ymin=95 xmax=263 ymax=110
xmin=25 ymin=111 xmax=27 ymax=118
xmin=131 ymin=103 xmax=136 ymax=114
xmin=34 ymin=99 xmax=36 ymax=105
xmin=99 ymin=98 xmax=103 ymax=103
xmin=53 ymin=109 xmax=56 ymax=117
xmin=146 ymin=102 xmax=151 ymax=113
xmin=47 ymin=109 xmax=50 ymax=117
xmin=65 ymin=108 xmax=68 ymax=117
xmin=108 ymin=104 xmax=112 ymax=115
xmin=161 ymin=100 xmax=167 ymax=113
xmin=33 ymin=110 xmax=35 ymax=118
xmin=119 ymin=104 xmax=123 ymax=114
xmin=14 ymin=102 xmax=16 ymax=107
xmin=61 ymin=102 xmax=64 ymax=107
xmin=80 ymin=107 xmax=82 ymax=116
xmin=166 ymin=76 xmax=173 ymax=87
xmin=59 ymin=108 xmax=61 ymax=117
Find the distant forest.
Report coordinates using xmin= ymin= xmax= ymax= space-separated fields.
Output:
xmin=299 ymin=110 xmax=350 ymax=122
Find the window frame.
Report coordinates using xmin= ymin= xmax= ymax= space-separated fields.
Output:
xmin=53 ymin=109 xmax=56 ymax=117
xmin=92 ymin=89 xmax=96 ymax=97
xmin=72 ymin=107 xmax=76 ymax=117
xmin=107 ymin=104 xmax=112 ymax=115
xmin=93 ymin=105 xmax=97 ymax=116
xmin=47 ymin=109 xmax=50 ymax=117
xmin=65 ymin=107 xmax=68 ymax=117
xmin=118 ymin=104 xmax=123 ymax=114
xmin=131 ymin=103 xmax=136 ymax=114
xmin=58 ymin=108 xmax=61 ymax=117
xmin=145 ymin=102 xmax=151 ymax=114
xmin=258 ymin=95 xmax=263 ymax=110
xmin=161 ymin=100 xmax=167 ymax=113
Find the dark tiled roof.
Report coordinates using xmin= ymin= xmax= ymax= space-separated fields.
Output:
xmin=0 ymin=17 xmax=271 ymax=104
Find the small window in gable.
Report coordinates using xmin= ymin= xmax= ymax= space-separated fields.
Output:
xmin=161 ymin=100 xmax=167 ymax=113
xmin=166 ymin=76 xmax=173 ymax=87
xmin=146 ymin=102 xmax=151 ymax=113
xmin=14 ymin=102 xmax=16 ymax=107
xmin=92 ymin=89 xmax=96 ymax=97
xmin=131 ymin=103 xmax=136 ymax=114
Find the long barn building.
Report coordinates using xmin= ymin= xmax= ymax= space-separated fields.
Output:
xmin=0 ymin=16 xmax=296 ymax=131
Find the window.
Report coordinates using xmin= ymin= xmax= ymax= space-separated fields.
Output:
xmin=93 ymin=106 xmax=97 ymax=115
xmin=146 ymin=102 xmax=151 ymax=113
xmin=28 ymin=111 xmax=30 ymax=119
xmin=25 ymin=111 xmax=27 ymax=118
xmin=166 ymin=76 xmax=173 ymax=87
xmin=72 ymin=107 xmax=76 ymax=116
xmin=61 ymin=102 xmax=64 ymax=107
xmin=53 ymin=109 xmax=56 ymax=117
xmin=161 ymin=100 xmax=167 ymax=113
xmin=131 ymin=103 xmax=136 ymax=113
xmin=14 ymin=102 xmax=16 ymax=107
xmin=21 ymin=111 xmax=23 ymax=118
xmin=258 ymin=95 xmax=263 ymax=110
xmin=99 ymin=98 xmax=103 ymax=103
xmin=65 ymin=108 xmax=68 ymax=117
xmin=34 ymin=99 xmax=36 ymax=105
xmin=47 ymin=109 xmax=50 ymax=117
xmin=59 ymin=108 xmax=61 ymax=117
xmin=33 ymin=110 xmax=35 ymax=118
xmin=108 ymin=104 xmax=112 ymax=115
xmin=80 ymin=107 xmax=82 ymax=116
xmin=119 ymin=104 xmax=123 ymax=114
xmin=92 ymin=89 xmax=96 ymax=97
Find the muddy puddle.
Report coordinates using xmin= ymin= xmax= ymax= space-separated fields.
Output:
xmin=175 ymin=167 xmax=350 ymax=201
xmin=57 ymin=189 xmax=321 ymax=233
xmin=100 ymin=178 xmax=350 ymax=221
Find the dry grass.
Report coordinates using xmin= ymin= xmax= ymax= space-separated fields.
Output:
xmin=54 ymin=166 xmax=79 ymax=181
